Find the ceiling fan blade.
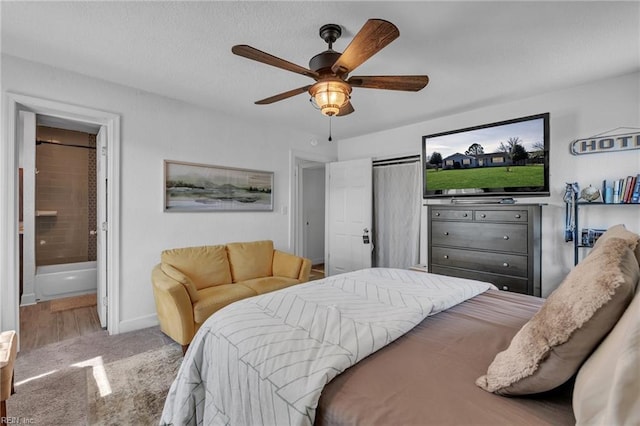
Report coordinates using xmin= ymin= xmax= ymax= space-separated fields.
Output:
xmin=331 ymin=19 xmax=399 ymax=75
xmin=232 ymin=45 xmax=319 ymax=80
xmin=348 ymin=75 xmax=429 ymax=91
xmin=337 ymin=101 xmax=354 ymax=117
xmin=255 ymin=85 xmax=312 ymax=105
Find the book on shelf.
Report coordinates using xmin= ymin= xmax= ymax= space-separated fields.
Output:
xmin=611 ymin=179 xmax=618 ymax=203
xmin=622 ymin=176 xmax=632 ymax=203
xmin=602 ymin=174 xmax=640 ymax=204
xmin=632 ymin=174 xmax=640 ymax=203
xmin=624 ymin=175 xmax=635 ymax=203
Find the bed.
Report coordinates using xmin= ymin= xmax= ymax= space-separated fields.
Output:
xmin=161 ymin=225 xmax=640 ymax=426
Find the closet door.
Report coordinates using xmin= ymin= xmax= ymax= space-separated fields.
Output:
xmin=326 ymin=158 xmax=373 ymax=276
xmin=373 ymin=160 xmax=421 ymax=268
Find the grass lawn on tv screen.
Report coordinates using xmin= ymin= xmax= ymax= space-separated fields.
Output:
xmin=425 ymin=165 xmax=544 ymax=191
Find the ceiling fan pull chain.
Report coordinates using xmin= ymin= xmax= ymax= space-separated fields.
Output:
xmin=328 ymin=116 xmax=333 ymax=142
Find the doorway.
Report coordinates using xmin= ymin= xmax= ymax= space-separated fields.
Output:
xmin=290 ymin=150 xmax=334 ymax=280
xmin=301 ymin=165 xmax=325 ymax=265
xmin=32 ymin=123 xmax=99 ymax=301
xmin=1 ymin=93 xmax=121 ymax=341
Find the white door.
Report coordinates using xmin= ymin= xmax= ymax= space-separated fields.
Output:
xmin=326 ymin=158 xmax=373 ymax=276
xmin=96 ymin=126 xmax=108 ymax=327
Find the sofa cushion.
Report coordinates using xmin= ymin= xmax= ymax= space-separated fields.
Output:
xmin=227 ymin=240 xmax=274 ymax=282
xmin=240 ymin=276 xmax=301 ymax=295
xmin=476 ymin=237 xmax=638 ymax=395
xmin=273 ymin=250 xmax=303 ymax=279
xmin=192 ymin=284 xmax=257 ymax=324
xmin=162 ymin=245 xmax=232 ymax=290
xmin=160 ymin=263 xmax=200 ymax=302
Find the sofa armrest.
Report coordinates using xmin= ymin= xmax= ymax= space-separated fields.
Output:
xmin=151 ymin=264 xmax=195 ymax=345
xmin=298 ymin=257 xmax=312 ymax=282
xmin=273 ymin=250 xmax=312 ymax=282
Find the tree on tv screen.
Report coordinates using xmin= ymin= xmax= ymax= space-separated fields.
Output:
xmin=429 ymin=152 xmax=442 ymax=171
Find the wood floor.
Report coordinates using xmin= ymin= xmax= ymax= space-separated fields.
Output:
xmin=19 ymin=267 xmax=324 ymax=352
xmin=309 ymin=263 xmax=325 ymax=281
xmin=19 ymin=296 xmax=103 ymax=352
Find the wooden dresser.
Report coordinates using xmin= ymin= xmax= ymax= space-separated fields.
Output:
xmin=427 ymin=204 xmax=542 ymax=296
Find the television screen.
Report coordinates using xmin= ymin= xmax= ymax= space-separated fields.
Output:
xmin=422 ymin=112 xmax=550 ymax=199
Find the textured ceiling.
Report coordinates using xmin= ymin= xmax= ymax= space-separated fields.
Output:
xmin=2 ymin=1 xmax=638 ymax=140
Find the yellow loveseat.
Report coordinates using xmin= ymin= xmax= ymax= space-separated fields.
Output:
xmin=152 ymin=240 xmax=311 ymax=351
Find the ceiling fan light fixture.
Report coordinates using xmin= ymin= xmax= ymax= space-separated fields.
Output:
xmin=309 ymin=80 xmax=351 ymax=116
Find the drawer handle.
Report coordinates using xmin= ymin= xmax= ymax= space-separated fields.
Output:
xmin=515 ymin=214 xmax=521 ymax=219
xmin=503 ymin=235 xmax=509 ymax=240
xmin=462 ymin=213 xmax=468 ymax=217
xmin=444 ymin=232 xmax=449 ymax=236
xmin=443 ymin=255 xmax=449 ymax=259
xmin=502 ymin=285 xmax=509 ymax=291
xmin=503 ymin=262 xmax=509 ymax=267
xmin=435 ymin=212 xmax=441 ymax=216
xmin=480 ymin=214 xmax=486 ymax=218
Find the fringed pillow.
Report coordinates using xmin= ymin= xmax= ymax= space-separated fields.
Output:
xmin=476 ymin=237 xmax=639 ymax=395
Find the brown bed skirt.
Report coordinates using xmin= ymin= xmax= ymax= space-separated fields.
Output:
xmin=316 ymin=289 xmax=575 ymax=425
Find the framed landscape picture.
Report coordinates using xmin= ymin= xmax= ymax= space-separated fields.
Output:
xmin=164 ymin=160 xmax=273 ymax=212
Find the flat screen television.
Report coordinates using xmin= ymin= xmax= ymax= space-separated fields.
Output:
xmin=422 ymin=112 xmax=550 ymax=200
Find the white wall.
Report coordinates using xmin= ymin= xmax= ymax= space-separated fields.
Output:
xmin=302 ymin=166 xmax=325 ymax=264
xmin=338 ymin=72 xmax=640 ymax=296
xmin=1 ymin=55 xmax=337 ymax=332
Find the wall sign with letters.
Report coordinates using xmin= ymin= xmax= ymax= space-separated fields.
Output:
xmin=570 ymin=129 xmax=640 ymax=155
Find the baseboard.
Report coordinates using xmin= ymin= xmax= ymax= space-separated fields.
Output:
xmin=117 ymin=313 xmax=159 ymax=334
xmin=20 ymin=292 xmax=37 ymax=306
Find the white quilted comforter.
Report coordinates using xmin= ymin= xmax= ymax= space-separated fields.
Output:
xmin=160 ymin=268 xmax=494 ymax=426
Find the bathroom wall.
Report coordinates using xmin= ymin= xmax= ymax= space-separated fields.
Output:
xmin=35 ymin=126 xmax=97 ymax=266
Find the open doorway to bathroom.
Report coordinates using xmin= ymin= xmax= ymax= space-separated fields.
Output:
xmin=2 ymin=93 xmax=120 ymax=347
xmin=19 ymin=120 xmax=102 ymax=350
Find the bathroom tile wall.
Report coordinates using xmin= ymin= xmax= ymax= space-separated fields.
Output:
xmin=35 ymin=126 xmax=97 ymax=266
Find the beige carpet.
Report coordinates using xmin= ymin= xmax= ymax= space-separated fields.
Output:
xmin=50 ymin=293 xmax=97 ymax=312
xmin=87 ymin=344 xmax=182 ymax=425
xmin=8 ymin=326 xmax=177 ymax=425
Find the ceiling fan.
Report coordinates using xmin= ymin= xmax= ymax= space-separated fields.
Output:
xmin=231 ymin=19 xmax=429 ymax=118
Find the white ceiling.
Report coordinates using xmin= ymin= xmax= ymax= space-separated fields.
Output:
xmin=2 ymin=1 xmax=638 ymax=140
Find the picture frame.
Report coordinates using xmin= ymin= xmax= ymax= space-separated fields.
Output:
xmin=164 ymin=160 xmax=274 ymax=212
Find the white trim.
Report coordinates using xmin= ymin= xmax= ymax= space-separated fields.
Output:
xmin=19 ymin=111 xmax=36 ymax=306
xmin=288 ymin=149 xmax=336 ymax=256
xmin=117 ymin=313 xmax=159 ymax=334
xmin=1 ymin=93 xmax=121 ymax=335
xmin=1 ymin=94 xmax=19 ymax=332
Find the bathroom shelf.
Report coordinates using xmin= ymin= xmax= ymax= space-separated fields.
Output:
xmin=35 ymin=210 xmax=58 ymax=217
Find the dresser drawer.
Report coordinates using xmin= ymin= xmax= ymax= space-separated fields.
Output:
xmin=431 ymin=221 xmax=528 ymax=253
xmin=475 ymin=210 xmax=528 ymax=222
xmin=430 ymin=247 xmax=527 ymax=277
xmin=430 ymin=265 xmax=530 ymax=295
xmin=431 ymin=209 xmax=473 ymax=220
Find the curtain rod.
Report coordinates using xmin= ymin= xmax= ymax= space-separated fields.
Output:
xmin=36 ymin=140 xmax=96 ymax=150
xmin=373 ymin=154 xmax=420 ymax=167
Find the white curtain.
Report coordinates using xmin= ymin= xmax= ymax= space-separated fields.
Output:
xmin=373 ymin=160 xmax=421 ymax=268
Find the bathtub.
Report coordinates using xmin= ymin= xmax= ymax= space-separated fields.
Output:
xmin=35 ymin=260 xmax=97 ymax=301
